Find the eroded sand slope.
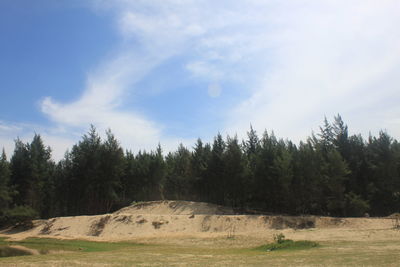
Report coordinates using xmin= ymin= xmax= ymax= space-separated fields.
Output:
xmin=1 ymin=201 xmax=394 ymax=241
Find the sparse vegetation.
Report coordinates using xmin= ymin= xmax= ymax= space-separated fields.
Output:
xmin=0 ymin=236 xmax=399 ymax=266
xmin=0 ymin=237 xmax=143 ymax=253
xmin=256 ymin=233 xmax=319 ymax=252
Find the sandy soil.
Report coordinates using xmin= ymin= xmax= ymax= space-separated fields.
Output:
xmin=0 ymin=200 xmax=395 ymax=243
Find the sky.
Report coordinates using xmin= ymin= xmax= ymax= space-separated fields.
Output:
xmin=1 ymin=0 xmax=400 ymax=161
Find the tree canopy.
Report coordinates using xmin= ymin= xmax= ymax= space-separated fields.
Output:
xmin=1 ymin=115 xmax=399 ymax=224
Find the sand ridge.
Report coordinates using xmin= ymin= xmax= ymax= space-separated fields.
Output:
xmin=0 ymin=201 xmax=395 ymax=242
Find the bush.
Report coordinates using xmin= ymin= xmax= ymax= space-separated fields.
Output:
xmin=0 ymin=206 xmax=38 ymax=228
xmin=257 ymin=233 xmax=319 ymax=252
xmin=273 ymin=233 xmax=286 ymax=244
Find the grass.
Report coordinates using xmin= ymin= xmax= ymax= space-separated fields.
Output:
xmin=254 ymin=233 xmax=319 ymax=252
xmin=0 ymin=235 xmax=399 ymax=266
xmin=0 ymin=237 xmax=143 ymax=253
xmin=256 ymin=239 xmax=319 ymax=252
xmin=0 ymin=246 xmax=32 ymax=257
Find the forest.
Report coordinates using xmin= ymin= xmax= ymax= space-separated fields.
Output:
xmin=0 ymin=115 xmax=399 ymax=225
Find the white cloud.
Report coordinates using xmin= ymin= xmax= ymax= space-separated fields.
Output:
xmin=5 ymin=0 xmax=400 ymax=160
xmin=45 ymin=0 xmax=400 ymax=154
xmin=39 ymin=1 xmax=205 ymax=157
xmin=222 ymin=0 xmax=400 ymax=141
xmin=40 ymin=51 xmax=177 ymax=156
xmin=0 ymin=121 xmax=75 ymax=161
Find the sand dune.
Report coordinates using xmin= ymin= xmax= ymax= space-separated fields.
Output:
xmin=0 ymin=201 xmax=394 ymax=242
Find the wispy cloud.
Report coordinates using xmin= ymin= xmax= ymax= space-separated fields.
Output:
xmin=40 ymin=50 xmax=184 ymax=156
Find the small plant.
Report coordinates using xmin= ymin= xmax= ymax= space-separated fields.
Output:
xmin=227 ymin=226 xmax=235 ymax=239
xmin=256 ymin=233 xmax=319 ymax=252
xmin=273 ymin=233 xmax=286 ymax=244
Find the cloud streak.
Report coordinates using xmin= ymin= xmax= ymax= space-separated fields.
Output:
xmin=40 ymin=50 xmax=175 ymax=155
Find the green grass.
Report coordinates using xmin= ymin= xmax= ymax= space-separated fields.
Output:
xmin=0 ymin=237 xmax=144 ymax=253
xmin=0 ymin=237 xmax=400 ymax=266
xmin=256 ymin=239 xmax=319 ymax=252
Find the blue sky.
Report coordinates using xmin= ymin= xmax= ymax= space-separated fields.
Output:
xmin=1 ymin=0 xmax=400 ymax=160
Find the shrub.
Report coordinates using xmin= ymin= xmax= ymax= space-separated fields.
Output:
xmin=257 ymin=233 xmax=319 ymax=252
xmin=0 ymin=206 xmax=38 ymax=228
xmin=273 ymin=233 xmax=286 ymax=244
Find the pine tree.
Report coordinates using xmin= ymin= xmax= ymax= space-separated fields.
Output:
xmin=120 ymin=150 xmax=137 ymax=206
xmin=252 ymin=130 xmax=278 ymax=210
xmin=244 ymin=125 xmax=260 ymax=156
xmin=98 ymin=129 xmax=125 ymax=212
xmin=208 ymin=133 xmax=226 ymax=204
xmin=366 ymin=131 xmax=400 ymax=215
xmin=67 ymin=125 xmax=102 ymax=215
xmin=224 ymin=135 xmax=245 ymax=207
xmin=243 ymin=126 xmax=260 ymax=206
xmin=292 ymin=141 xmax=324 ymax=214
xmin=322 ymin=149 xmax=350 ymax=216
xmin=191 ymin=139 xmax=211 ymax=201
xmin=164 ymin=144 xmax=193 ymax=200
xmin=28 ymin=134 xmax=54 ymax=218
xmin=10 ymin=139 xmax=30 ymax=207
xmin=271 ymin=141 xmax=294 ymax=211
xmin=0 ymin=149 xmax=12 ymax=213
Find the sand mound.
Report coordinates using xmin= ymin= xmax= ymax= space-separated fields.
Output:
xmin=0 ymin=201 xmax=394 ymax=242
xmin=114 ymin=200 xmax=235 ymax=215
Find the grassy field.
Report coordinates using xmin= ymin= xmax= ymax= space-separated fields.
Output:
xmin=1 ymin=235 xmax=400 ymax=266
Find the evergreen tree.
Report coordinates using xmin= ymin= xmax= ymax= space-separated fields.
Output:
xmin=98 ymin=129 xmax=125 ymax=212
xmin=0 ymin=149 xmax=12 ymax=213
xmin=3 ymin=115 xmax=400 ymax=218
xmin=332 ymin=114 xmax=349 ymax=156
xmin=130 ymin=146 xmax=166 ymax=201
xmin=322 ymin=149 xmax=350 ymax=216
xmin=120 ymin=150 xmax=137 ymax=206
xmin=164 ymin=144 xmax=193 ymax=200
xmin=318 ymin=116 xmax=334 ymax=150
xmin=366 ymin=131 xmax=400 ymax=215
xmin=191 ymin=139 xmax=211 ymax=201
xmin=252 ymin=131 xmax=278 ymax=210
xmin=243 ymin=126 xmax=260 ymax=206
xmin=243 ymin=125 xmax=260 ymax=156
xmin=208 ymin=133 xmax=226 ymax=204
xmin=271 ymin=141 xmax=294 ymax=212
xmin=28 ymin=134 xmax=54 ymax=218
xmin=224 ymin=135 xmax=245 ymax=207
xmin=292 ymin=141 xmax=324 ymax=214
xmin=10 ymin=139 xmax=30 ymax=207
xmin=52 ymin=153 xmax=72 ymax=216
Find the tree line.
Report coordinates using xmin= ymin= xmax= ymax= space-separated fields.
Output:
xmin=1 ymin=115 xmax=400 ymax=224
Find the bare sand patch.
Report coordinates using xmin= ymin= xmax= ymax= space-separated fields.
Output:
xmin=0 ymin=200 xmax=395 ymax=244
